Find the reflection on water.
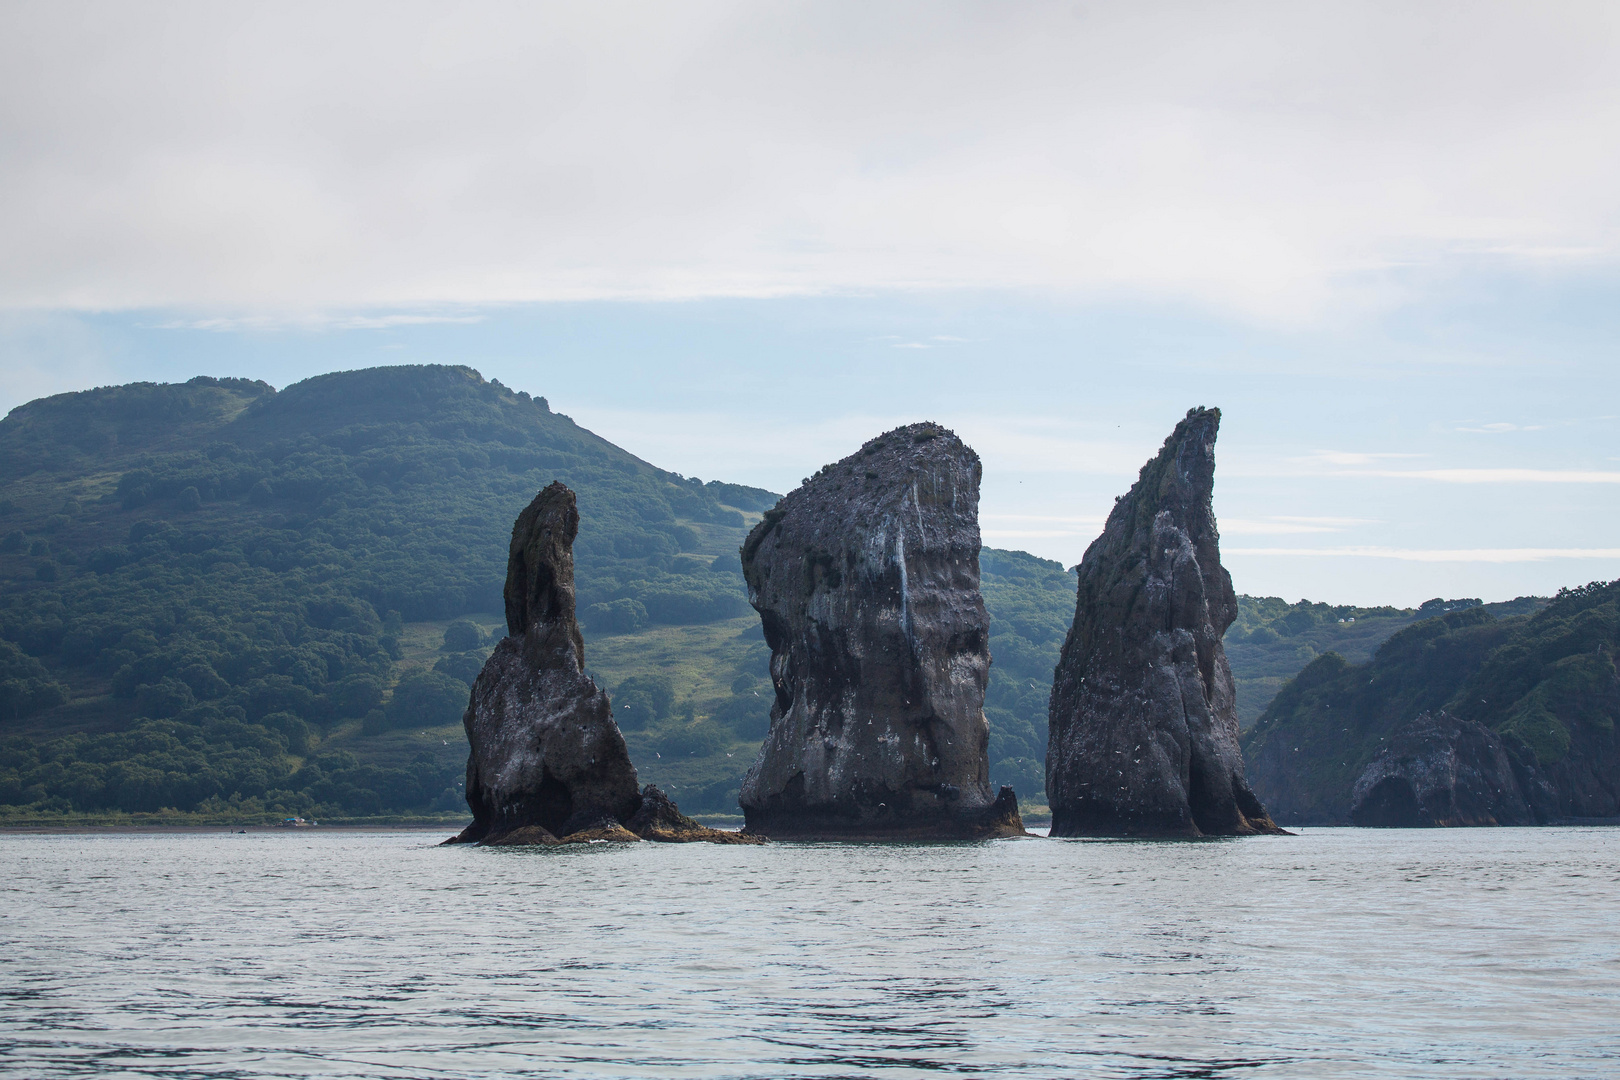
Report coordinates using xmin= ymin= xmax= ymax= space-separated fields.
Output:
xmin=1 ymin=827 xmax=1616 ymax=1078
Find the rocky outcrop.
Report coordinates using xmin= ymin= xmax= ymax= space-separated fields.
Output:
xmin=482 ymin=818 xmax=646 ymax=845
xmin=737 ymin=422 xmax=1026 ymax=840
xmin=445 ymin=482 xmax=761 ymax=848
xmin=1046 ymin=407 xmax=1283 ymax=837
xmin=482 ymin=825 xmax=564 ymax=846
xmin=627 ymin=784 xmax=765 ymax=843
xmin=447 ymin=482 xmax=641 ymax=844
xmin=1349 ymin=711 xmax=1557 ymax=827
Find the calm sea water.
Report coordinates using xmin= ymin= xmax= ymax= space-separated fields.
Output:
xmin=0 ymin=827 xmax=1616 ymax=1079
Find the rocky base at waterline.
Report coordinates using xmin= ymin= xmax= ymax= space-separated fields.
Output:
xmin=1350 ymin=711 xmax=1557 ymax=827
xmin=451 ymin=786 xmax=765 ymax=846
xmin=737 ymin=422 xmax=1026 ymax=841
xmin=480 ymin=818 xmax=641 ymax=846
xmin=743 ymin=784 xmax=1026 ymax=841
xmin=1046 ymin=407 xmax=1284 ymax=838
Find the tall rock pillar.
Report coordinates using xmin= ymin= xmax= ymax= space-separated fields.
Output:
xmin=452 ymin=481 xmax=641 ymax=843
xmin=1046 ymin=407 xmax=1283 ymax=837
xmin=738 ymin=423 xmax=1024 ymax=839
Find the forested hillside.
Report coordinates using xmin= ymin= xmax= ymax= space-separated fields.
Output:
xmin=0 ymin=367 xmax=773 ymax=821
xmin=0 ymin=365 xmax=1502 ymax=823
xmin=1223 ymin=594 xmax=1544 ymax=729
xmin=1243 ymin=580 xmax=1618 ymax=823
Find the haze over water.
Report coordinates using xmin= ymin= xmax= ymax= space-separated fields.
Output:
xmin=2 ymin=829 xmax=1616 ymax=1079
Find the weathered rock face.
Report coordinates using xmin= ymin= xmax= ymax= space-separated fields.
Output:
xmin=452 ymin=482 xmax=641 ymax=843
xmin=1046 ymin=407 xmax=1283 ymax=837
xmin=1349 ymin=711 xmax=1557 ymax=827
xmin=737 ymin=422 xmax=1025 ymax=839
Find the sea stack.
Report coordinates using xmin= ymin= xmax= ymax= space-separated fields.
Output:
xmin=449 ymin=482 xmax=641 ymax=843
xmin=737 ymin=422 xmax=1025 ymax=839
xmin=1046 ymin=407 xmax=1283 ymax=837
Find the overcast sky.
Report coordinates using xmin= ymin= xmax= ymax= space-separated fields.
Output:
xmin=3 ymin=1 xmax=1618 ymax=604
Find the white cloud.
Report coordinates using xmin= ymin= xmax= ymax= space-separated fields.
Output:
xmin=153 ymin=312 xmax=484 ymax=332
xmin=1305 ymin=450 xmax=1427 ymax=466
xmin=1220 ymin=516 xmax=1373 ymax=536
xmin=1345 ymin=468 xmax=1620 ymax=484
xmin=3 ymin=2 xmax=1619 ymax=318
xmin=981 ymin=513 xmax=1106 ymax=543
xmin=1226 ymin=546 xmax=1620 ymax=563
xmin=1453 ymin=421 xmax=1546 ymax=433
xmin=1233 ymin=451 xmax=1620 ymax=484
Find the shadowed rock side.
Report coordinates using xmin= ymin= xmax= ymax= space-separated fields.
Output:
xmin=1046 ymin=407 xmax=1284 ymax=838
xmin=1349 ymin=711 xmax=1557 ymax=827
xmin=737 ymin=422 xmax=1026 ymax=840
xmin=446 ymin=482 xmax=641 ymax=844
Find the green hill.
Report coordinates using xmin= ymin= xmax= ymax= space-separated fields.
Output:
xmin=0 ymin=364 xmax=1515 ymax=824
xmin=1223 ymin=594 xmax=1545 ymax=730
xmin=1242 ymin=581 xmax=1618 ymax=824
xmin=0 ymin=366 xmax=775 ymax=821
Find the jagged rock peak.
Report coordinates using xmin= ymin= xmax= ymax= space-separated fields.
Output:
xmin=1046 ymin=407 xmax=1284 ymax=837
xmin=737 ymin=422 xmax=1027 ymax=839
xmin=1349 ymin=711 xmax=1556 ymax=827
xmin=448 ymin=482 xmax=642 ymax=844
xmin=503 ymin=480 xmax=586 ymax=669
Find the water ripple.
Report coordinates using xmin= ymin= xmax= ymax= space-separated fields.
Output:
xmin=1 ymin=827 xmax=1617 ymax=1078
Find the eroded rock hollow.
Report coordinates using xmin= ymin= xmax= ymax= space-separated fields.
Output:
xmin=1349 ymin=711 xmax=1556 ymax=827
xmin=1046 ymin=407 xmax=1284 ymax=837
xmin=448 ymin=482 xmax=642 ymax=844
xmin=737 ymin=422 xmax=1025 ymax=839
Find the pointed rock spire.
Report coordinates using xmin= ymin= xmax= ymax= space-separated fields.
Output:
xmin=450 ymin=482 xmax=641 ymax=843
xmin=1046 ymin=407 xmax=1284 ymax=837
